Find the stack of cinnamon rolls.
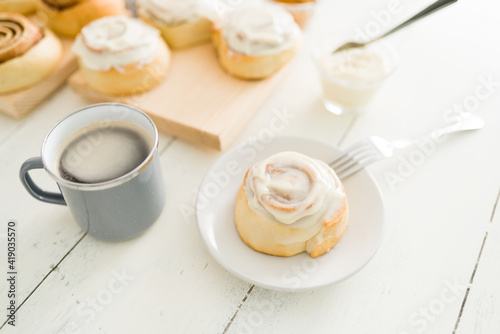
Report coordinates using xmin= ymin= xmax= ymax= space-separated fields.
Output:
xmin=0 ymin=0 xmax=318 ymax=95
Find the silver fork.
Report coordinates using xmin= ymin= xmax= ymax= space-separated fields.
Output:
xmin=330 ymin=113 xmax=485 ymax=180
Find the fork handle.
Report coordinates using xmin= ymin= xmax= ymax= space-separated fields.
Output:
xmin=391 ymin=113 xmax=485 ymax=149
xmin=371 ymin=0 xmax=457 ymax=45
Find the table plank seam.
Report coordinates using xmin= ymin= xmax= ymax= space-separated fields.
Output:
xmin=0 ymin=233 xmax=87 ymax=331
xmin=489 ymin=187 xmax=500 ymax=223
xmin=221 ymin=284 xmax=255 ymax=334
xmin=336 ymin=115 xmax=359 ymax=148
xmin=159 ymin=137 xmax=178 ymax=156
xmin=452 ymin=185 xmax=500 ymax=333
xmin=452 ymin=232 xmax=488 ymax=334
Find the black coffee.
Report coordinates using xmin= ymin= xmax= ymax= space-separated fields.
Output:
xmin=57 ymin=121 xmax=153 ymax=184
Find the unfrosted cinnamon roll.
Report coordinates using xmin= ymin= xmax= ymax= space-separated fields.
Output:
xmin=72 ymin=16 xmax=170 ymax=95
xmin=0 ymin=13 xmax=62 ymax=94
xmin=212 ymin=3 xmax=301 ymax=80
xmin=36 ymin=0 xmax=126 ymax=37
xmin=137 ymin=0 xmax=213 ymax=49
xmin=0 ymin=0 xmax=37 ymax=14
xmin=235 ymin=151 xmax=348 ymax=258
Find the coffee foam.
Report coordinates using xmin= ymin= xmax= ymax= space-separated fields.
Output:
xmin=56 ymin=121 xmax=154 ymax=184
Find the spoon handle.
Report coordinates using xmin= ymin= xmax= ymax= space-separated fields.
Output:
xmin=373 ymin=0 xmax=457 ymax=43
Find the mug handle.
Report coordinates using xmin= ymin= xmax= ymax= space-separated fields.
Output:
xmin=19 ymin=157 xmax=66 ymax=205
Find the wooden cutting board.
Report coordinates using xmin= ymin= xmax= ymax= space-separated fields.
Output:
xmin=68 ymin=43 xmax=292 ymax=151
xmin=0 ymin=38 xmax=78 ymax=119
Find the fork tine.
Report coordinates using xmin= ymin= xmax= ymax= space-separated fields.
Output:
xmin=329 ymin=138 xmax=385 ymax=179
xmin=337 ymin=155 xmax=381 ymax=180
xmin=330 ymin=153 xmax=354 ymax=170
xmin=328 ymin=141 xmax=371 ymax=167
xmin=330 ymin=142 xmax=376 ymax=168
xmin=334 ymin=150 xmax=379 ymax=174
xmin=337 ymin=164 xmax=364 ymax=180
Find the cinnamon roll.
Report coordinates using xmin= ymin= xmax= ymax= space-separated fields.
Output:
xmin=36 ymin=0 xmax=126 ymax=37
xmin=0 ymin=0 xmax=37 ymax=14
xmin=0 ymin=13 xmax=62 ymax=94
xmin=212 ymin=3 xmax=301 ymax=80
xmin=72 ymin=16 xmax=170 ymax=95
xmin=235 ymin=151 xmax=348 ymax=258
xmin=137 ymin=0 xmax=213 ymax=49
xmin=270 ymin=0 xmax=316 ymax=28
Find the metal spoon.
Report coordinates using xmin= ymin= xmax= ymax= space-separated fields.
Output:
xmin=333 ymin=0 xmax=457 ymax=54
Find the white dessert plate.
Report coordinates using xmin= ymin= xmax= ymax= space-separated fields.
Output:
xmin=196 ymin=136 xmax=385 ymax=291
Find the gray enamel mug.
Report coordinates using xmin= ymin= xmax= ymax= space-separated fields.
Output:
xmin=19 ymin=103 xmax=166 ymax=241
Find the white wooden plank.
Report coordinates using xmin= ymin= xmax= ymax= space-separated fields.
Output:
xmin=224 ymin=93 xmax=500 ymax=334
xmin=0 ymin=87 xmax=90 ymax=309
xmin=7 ymin=139 xmax=250 ymax=333
xmin=222 ymin=0 xmax=500 ymax=332
xmin=455 ymin=197 xmax=500 ymax=334
xmin=0 ymin=86 xmax=173 ymax=323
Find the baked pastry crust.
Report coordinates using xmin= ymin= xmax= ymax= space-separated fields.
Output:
xmin=36 ymin=0 xmax=126 ymax=37
xmin=0 ymin=0 xmax=37 ymax=14
xmin=235 ymin=180 xmax=348 ymax=258
xmin=212 ymin=26 xmax=298 ymax=80
xmin=138 ymin=9 xmax=212 ymax=49
xmin=79 ymin=40 xmax=170 ymax=95
xmin=0 ymin=16 xmax=62 ymax=94
xmin=235 ymin=154 xmax=349 ymax=258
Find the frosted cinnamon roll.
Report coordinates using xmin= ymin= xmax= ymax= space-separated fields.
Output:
xmin=270 ymin=0 xmax=316 ymax=28
xmin=137 ymin=0 xmax=213 ymax=49
xmin=0 ymin=13 xmax=62 ymax=94
xmin=72 ymin=16 xmax=170 ymax=95
xmin=212 ymin=3 xmax=301 ymax=80
xmin=0 ymin=0 xmax=37 ymax=14
xmin=235 ymin=151 xmax=348 ymax=258
xmin=36 ymin=0 xmax=126 ymax=37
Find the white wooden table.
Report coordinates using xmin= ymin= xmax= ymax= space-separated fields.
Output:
xmin=1 ymin=0 xmax=499 ymax=333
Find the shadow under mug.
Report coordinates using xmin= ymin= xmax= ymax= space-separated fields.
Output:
xmin=19 ymin=103 xmax=166 ymax=241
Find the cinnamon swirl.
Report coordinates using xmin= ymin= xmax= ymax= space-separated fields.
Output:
xmin=0 ymin=13 xmax=62 ymax=94
xmin=36 ymin=0 xmax=126 ymax=37
xmin=235 ymin=151 xmax=348 ymax=258
xmin=72 ymin=16 xmax=170 ymax=95
xmin=0 ymin=0 xmax=37 ymax=14
xmin=212 ymin=3 xmax=301 ymax=80
xmin=137 ymin=0 xmax=213 ymax=49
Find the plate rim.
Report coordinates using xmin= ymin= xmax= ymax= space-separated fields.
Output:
xmin=195 ymin=135 xmax=386 ymax=291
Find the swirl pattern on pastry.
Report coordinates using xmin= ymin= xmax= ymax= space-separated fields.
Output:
xmin=244 ymin=151 xmax=345 ymax=230
xmin=72 ymin=16 xmax=161 ymax=72
xmin=0 ymin=13 xmax=43 ymax=63
xmin=235 ymin=151 xmax=348 ymax=257
xmin=222 ymin=4 xmax=300 ymax=56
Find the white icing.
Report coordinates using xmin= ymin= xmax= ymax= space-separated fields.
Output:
xmin=318 ymin=46 xmax=391 ymax=110
xmin=222 ymin=4 xmax=300 ymax=56
xmin=244 ymin=151 xmax=346 ymax=243
xmin=138 ymin=0 xmax=215 ymax=25
xmin=72 ymin=16 xmax=161 ymax=72
xmin=321 ymin=47 xmax=388 ymax=82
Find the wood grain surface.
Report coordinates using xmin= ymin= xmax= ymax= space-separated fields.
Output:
xmin=1 ymin=0 xmax=499 ymax=333
xmin=68 ymin=43 xmax=294 ymax=151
